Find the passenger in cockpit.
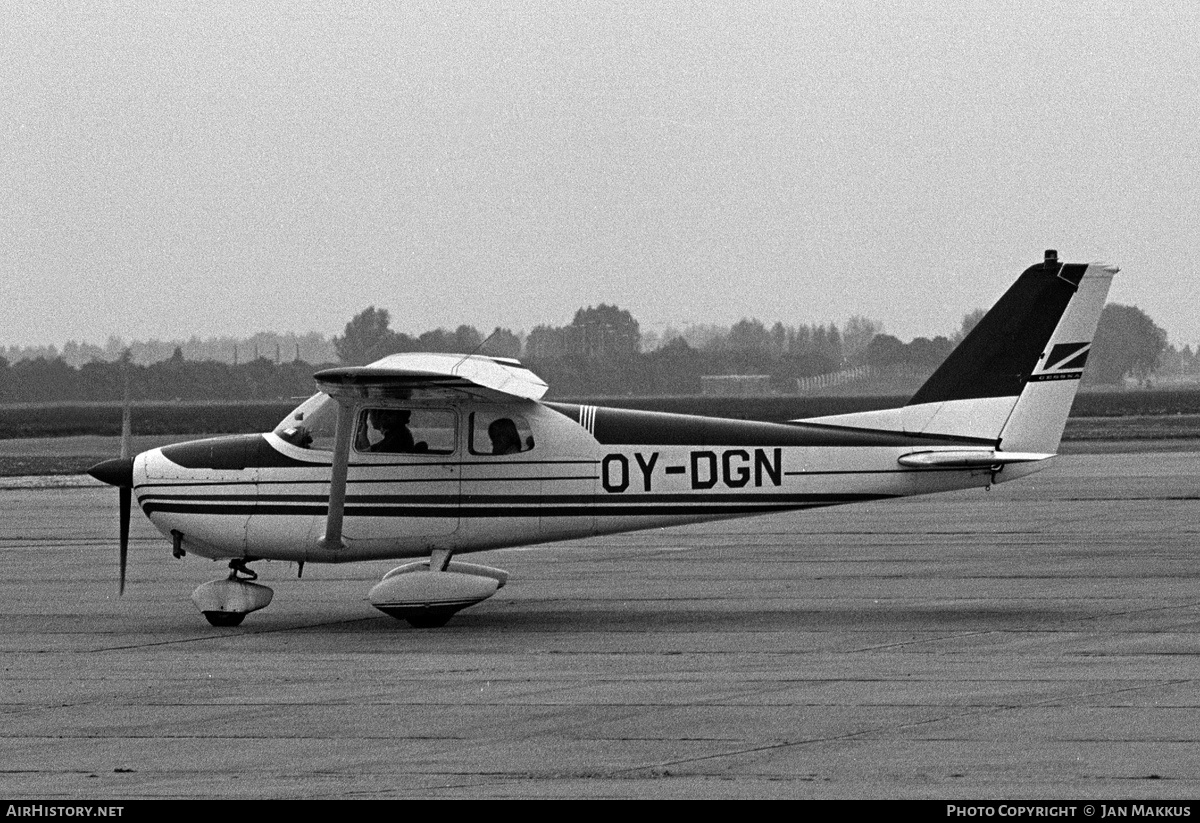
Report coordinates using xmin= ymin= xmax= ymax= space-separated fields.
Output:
xmin=487 ymin=417 xmax=522 ymax=455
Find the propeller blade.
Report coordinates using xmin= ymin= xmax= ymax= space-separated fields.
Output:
xmin=119 ymin=485 xmax=131 ymax=595
xmin=106 ymin=378 xmax=133 ymax=597
xmin=86 ymin=456 xmax=135 ymax=595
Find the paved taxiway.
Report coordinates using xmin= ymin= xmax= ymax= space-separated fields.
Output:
xmin=2 ymin=448 xmax=1199 ymax=799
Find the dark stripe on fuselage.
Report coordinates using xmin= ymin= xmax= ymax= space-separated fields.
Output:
xmin=140 ymin=493 xmax=896 ymax=518
xmin=161 ymin=435 xmax=314 ymax=470
xmin=133 ymin=460 xmax=954 ymax=500
xmin=141 ymin=491 xmax=886 ymax=505
xmin=135 ymin=470 xmax=597 ymax=493
xmin=133 ymin=460 xmax=964 ymax=511
xmin=543 ymin=403 xmax=989 ymax=447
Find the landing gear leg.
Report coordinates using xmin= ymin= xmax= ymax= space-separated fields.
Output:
xmin=191 ymin=559 xmax=274 ymax=627
xmin=404 ymin=549 xmax=455 ymax=628
xmin=228 ymin=558 xmax=258 ymax=581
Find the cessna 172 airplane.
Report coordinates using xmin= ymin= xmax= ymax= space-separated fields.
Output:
xmin=89 ymin=250 xmax=1116 ymax=627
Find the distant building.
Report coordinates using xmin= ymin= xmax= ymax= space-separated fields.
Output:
xmin=700 ymin=374 xmax=773 ymax=397
xmin=795 ymin=364 xmax=875 ymax=394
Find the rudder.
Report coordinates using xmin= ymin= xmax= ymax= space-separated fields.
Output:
xmin=994 ymin=256 xmax=1117 ymax=452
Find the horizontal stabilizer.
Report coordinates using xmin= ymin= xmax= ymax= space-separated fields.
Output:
xmin=897 ymin=449 xmax=1054 ymax=468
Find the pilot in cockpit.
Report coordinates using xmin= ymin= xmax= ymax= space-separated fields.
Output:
xmin=357 ymin=409 xmax=416 ymax=453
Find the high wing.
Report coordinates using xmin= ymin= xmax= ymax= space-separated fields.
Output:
xmin=314 ymin=353 xmax=548 ymax=401
xmin=312 ymin=353 xmax=547 ymax=551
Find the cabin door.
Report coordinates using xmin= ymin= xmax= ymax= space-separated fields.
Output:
xmin=341 ymin=405 xmax=461 ymax=541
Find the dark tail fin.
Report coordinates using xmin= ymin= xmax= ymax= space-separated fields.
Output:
xmin=799 ymin=251 xmax=1117 ymax=452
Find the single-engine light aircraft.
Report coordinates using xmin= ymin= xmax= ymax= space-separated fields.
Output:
xmin=89 ymin=251 xmax=1116 ymax=627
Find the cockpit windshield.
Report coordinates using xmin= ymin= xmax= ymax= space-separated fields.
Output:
xmin=273 ymin=393 xmax=338 ymax=451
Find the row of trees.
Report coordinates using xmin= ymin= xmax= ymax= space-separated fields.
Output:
xmin=324 ymin=301 xmax=1174 ymax=394
xmin=328 ymin=303 xmax=891 ymax=395
xmin=0 ymin=351 xmax=320 ymax=403
xmin=3 ymin=332 xmax=337 ymax=368
xmin=0 ymin=301 xmax=1178 ymax=402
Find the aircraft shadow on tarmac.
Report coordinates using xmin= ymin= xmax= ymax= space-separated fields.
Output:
xmin=190 ymin=601 xmax=1101 ymax=640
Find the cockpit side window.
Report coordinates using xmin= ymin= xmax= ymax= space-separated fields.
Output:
xmin=274 ymin=393 xmax=338 ymax=451
xmin=355 ymin=408 xmax=456 ymax=455
xmin=469 ymin=412 xmax=535 ymax=456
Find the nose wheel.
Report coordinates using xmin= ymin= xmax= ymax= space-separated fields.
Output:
xmin=192 ymin=560 xmax=274 ymax=627
xmin=203 ymin=610 xmax=249 ymax=628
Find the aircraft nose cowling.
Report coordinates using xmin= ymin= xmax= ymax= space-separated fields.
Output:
xmin=88 ymin=457 xmax=135 ymax=488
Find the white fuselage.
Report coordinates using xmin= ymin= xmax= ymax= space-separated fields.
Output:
xmin=132 ymin=398 xmax=1039 ymax=564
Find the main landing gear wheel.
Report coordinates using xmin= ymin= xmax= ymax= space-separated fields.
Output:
xmin=401 ymin=610 xmax=456 ymax=629
xmin=191 ymin=559 xmax=274 ymax=627
xmin=368 ymin=558 xmax=509 ymax=628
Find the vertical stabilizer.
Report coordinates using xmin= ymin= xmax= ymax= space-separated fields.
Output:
xmin=798 ymin=251 xmax=1117 ymax=451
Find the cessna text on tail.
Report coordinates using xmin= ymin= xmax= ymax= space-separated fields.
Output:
xmin=89 ymin=250 xmax=1117 ymax=627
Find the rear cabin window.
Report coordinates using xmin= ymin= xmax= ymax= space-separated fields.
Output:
xmin=469 ymin=412 xmax=535 ymax=456
xmin=355 ymin=408 xmax=456 ymax=455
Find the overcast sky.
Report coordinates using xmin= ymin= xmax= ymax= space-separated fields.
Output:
xmin=4 ymin=1 xmax=1197 ymax=351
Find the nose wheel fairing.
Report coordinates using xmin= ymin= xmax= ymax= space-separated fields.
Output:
xmin=191 ymin=560 xmax=274 ymax=627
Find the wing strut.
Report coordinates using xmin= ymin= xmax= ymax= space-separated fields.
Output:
xmin=320 ymin=397 xmax=357 ymax=550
